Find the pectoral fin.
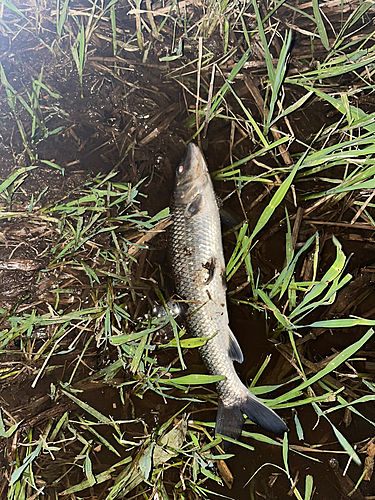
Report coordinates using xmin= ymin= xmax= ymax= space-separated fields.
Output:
xmin=187 ymin=193 xmax=203 ymax=217
xmin=228 ymin=327 xmax=243 ymax=363
xmin=220 ymin=208 xmax=239 ymax=227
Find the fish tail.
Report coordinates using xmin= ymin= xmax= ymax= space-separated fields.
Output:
xmin=215 ymin=392 xmax=288 ymax=447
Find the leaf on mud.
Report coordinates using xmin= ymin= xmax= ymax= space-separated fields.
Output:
xmin=305 ymin=475 xmax=314 ymax=500
xmin=153 ymin=415 xmax=187 ymax=464
xmin=139 ymin=442 xmax=155 ymax=481
xmin=363 ymin=440 xmax=375 ymax=481
xmin=110 ymin=416 xmax=188 ymax=499
xmin=60 ymin=389 xmax=112 ymax=424
xmin=61 ymin=457 xmax=132 ymax=495
xmin=0 ymin=410 xmax=7 ymax=438
xmin=10 ymin=441 xmax=43 ymax=486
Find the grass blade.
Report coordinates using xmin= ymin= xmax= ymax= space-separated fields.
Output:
xmin=273 ymin=328 xmax=374 ymax=404
xmin=312 ymin=0 xmax=329 ymax=50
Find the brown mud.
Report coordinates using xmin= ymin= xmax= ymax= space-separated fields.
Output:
xmin=1 ymin=0 xmax=375 ymax=499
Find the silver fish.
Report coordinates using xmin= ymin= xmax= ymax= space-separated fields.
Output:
xmin=170 ymin=143 xmax=287 ymax=444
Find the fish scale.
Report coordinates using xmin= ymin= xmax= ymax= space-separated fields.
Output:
xmin=170 ymin=143 xmax=288 ymax=444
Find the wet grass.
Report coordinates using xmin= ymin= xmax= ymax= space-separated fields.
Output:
xmin=0 ymin=0 xmax=375 ymax=498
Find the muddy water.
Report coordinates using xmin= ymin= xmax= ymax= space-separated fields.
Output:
xmin=1 ymin=4 xmax=375 ymax=499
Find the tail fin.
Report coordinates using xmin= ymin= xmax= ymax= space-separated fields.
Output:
xmin=216 ymin=393 xmax=287 ymax=448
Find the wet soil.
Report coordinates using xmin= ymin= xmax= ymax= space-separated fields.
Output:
xmin=1 ymin=1 xmax=375 ymax=499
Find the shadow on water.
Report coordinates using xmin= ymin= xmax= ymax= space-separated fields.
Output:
xmin=1 ymin=0 xmax=375 ymax=498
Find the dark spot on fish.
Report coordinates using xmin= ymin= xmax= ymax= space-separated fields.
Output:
xmin=180 ymin=245 xmax=193 ymax=256
xmin=220 ymin=303 xmax=225 ymax=307
xmin=203 ymin=257 xmax=216 ymax=285
xmin=186 ymin=193 xmax=203 ymax=217
xmin=174 ymin=274 xmax=183 ymax=286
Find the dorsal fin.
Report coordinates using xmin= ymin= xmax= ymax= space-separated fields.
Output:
xmin=228 ymin=327 xmax=243 ymax=363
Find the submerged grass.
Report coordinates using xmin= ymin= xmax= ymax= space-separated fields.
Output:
xmin=1 ymin=0 xmax=375 ymax=498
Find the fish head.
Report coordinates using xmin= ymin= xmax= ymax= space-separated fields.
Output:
xmin=174 ymin=143 xmax=210 ymax=203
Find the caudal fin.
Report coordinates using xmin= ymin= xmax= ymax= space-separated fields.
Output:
xmin=215 ymin=392 xmax=287 ymax=447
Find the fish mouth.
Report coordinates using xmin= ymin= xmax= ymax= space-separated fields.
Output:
xmin=178 ymin=143 xmax=208 ymax=181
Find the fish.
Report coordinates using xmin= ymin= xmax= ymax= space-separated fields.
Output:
xmin=169 ymin=143 xmax=288 ymax=445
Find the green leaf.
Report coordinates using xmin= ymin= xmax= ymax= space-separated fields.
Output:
xmin=282 ymin=432 xmax=290 ymax=478
xmin=10 ymin=441 xmax=43 ymax=485
xmin=294 ymin=413 xmax=304 ymax=441
xmin=0 ymin=166 xmax=38 ymax=196
xmin=304 ymin=475 xmax=314 ymax=500
xmin=307 ymin=317 xmax=375 ymax=328
xmin=139 ymin=442 xmax=154 ymax=480
xmin=217 ymin=434 xmax=255 ymax=451
xmin=265 ymin=29 xmax=292 ymax=134
xmin=0 ymin=410 xmax=7 ymax=438
xmin=250 ymin=155 xmax=304 ymax=241
xmin=163 ymin=374 xmax=225 ymax=386
xmin=162 ymin=336 xmax=211 ymax=349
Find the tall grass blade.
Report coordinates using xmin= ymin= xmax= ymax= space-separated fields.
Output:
xmin=332 ymin=1 xmax=373 ymax=51
xmin=269 ymin=91 xmax=313 ymax=129
xmin=192 ymin=48 xmax=251 ymax=134
xmin=313 ymin=402 xmax=361 ymax=465
xmin=273 ymin=328 xmax=374 ymax=404
xmin=312 ymin=0 xmax=329 ymax=50
xmin=307 ymin=318 xmax=375 ymax=328
xmin=0 ymin=0 xmax=29 ymax=22
xmin=250 ymin=153 xmax=307 ymax=241
xmin=61 ymin=389 xmax=112 ymax=424
xmin=57 ymin=0 xmax=70 ymax=37
xmin=253 ymin=0 xmax=274 ymax=89
xmin=270 ymin=233 xmax=317 ymax=299
xmin=293 ymin=86 xmax=375 ymax=134
xmin=282 ymin=432 xmax=290 ymax=478
xmin=229 ymin=86 xmax=269 ymax=147
xmin=289 ymin=236 xmax=349 ymax=320
xmin=265 ymin=30 xmax=292 ymax=135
